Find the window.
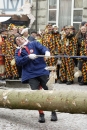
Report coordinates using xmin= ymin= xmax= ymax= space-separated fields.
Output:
xmin=48 ymin=0 xmax=83 ymax=31
xmin=59 ymin=0 xmax=72 ymax=31
xmin=48 ymin=0 xmax=57 ymax=25
xmin=49 ymin=0 xmax=57 ymax=9
xmin=29 ymin=0 xmax=32 ymax=2
xmin=72 ymin=0 xmax=83 ymax=31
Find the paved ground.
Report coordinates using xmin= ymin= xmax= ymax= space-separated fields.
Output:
xmin=0 ymin=81 xmax=87 ymax=130
xmin=0 ymin=108 xmax=87 ymax=130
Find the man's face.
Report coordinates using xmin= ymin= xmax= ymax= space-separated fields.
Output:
xmin=31 ymin=33 xmax=37 ymax=38
xmin=15 ymin=36 xmax=26 ymax=46
xmin=80 ymin=26 xmax=87 ymax=34
xmin=23 ymin=31 xmax=28 ymax=37
xmin=65 ymin=28 xmax=69 ymax=35
xmin=19 ymin=27 xmax=24 ymax=34
xmin=13 ymin=28 xmax=18 ymax=34
xmin=69 ymin=28 xmax=74 ymax=34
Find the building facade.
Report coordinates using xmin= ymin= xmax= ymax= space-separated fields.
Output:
xmin=32 ymin=0 xmax=87 ymax=31
xmin=0 ymin=0 xmax=32 ymax=27
xmin=0 ymin=0 xmax=87 ymax=31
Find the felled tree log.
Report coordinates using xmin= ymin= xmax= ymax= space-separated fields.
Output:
xmin=0 ymin=89 xmax=87 ymax=114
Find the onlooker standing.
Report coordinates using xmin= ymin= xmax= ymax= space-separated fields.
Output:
xmin=30 ymin=30 xmax=37 ymax=40
xmin=59 ymin=25 xmax=77 ymax=85
xmin=2 ymin=24 xmax=19 ymax=79
xmin=21 ymin=28 xmax=36 ymax=42
xmin=77 ymin=26 xmax=87 ymax=85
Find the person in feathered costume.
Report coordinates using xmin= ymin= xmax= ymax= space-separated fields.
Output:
xmin=0 ymin=29 xmax=7 ymax=80
xmin=41 ymin=24 xmax=53 ymax=66
xmin=42 ymin=24 xmax=59 ymax=66
xmin=41 ymin=24 xmax=61 ymax=82
xmin=52 ymin=25 xmax=61 ymax=80
xmin=2 ymin=24 xmax=19 ymax=79
xmin=58 ymin=26 xmax=67 ymax=83
xmin=77 ymin=26 xmax=87 ymax=85
xmin=59 ymin=25 xmax=78 ymax=85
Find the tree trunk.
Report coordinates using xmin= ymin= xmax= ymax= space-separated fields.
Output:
xmin=0 ymin=89 xmax=87 ymax=114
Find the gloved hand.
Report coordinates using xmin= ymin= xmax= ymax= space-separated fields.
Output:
xmin=45 ymin=51 xmax=50 ymax=58
xmin=28 ymin=54 xmax=37 ymax=60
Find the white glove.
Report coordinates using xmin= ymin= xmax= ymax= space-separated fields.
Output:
xmin=28 ymin=54 xmax=37 ymax=60
xmin=45 ymin=51 xmax=50 ymax=57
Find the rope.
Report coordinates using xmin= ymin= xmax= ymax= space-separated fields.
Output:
xmin=1 ymin=54 xmax=87 ymax=59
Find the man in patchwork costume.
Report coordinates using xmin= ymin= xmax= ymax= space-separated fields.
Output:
xmin=2 ymin=24 xmax=19 ymax=79
xmin=59 ymin=25 xmax=77 ymax=85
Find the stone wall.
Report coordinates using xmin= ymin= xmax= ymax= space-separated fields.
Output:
xmin=83 ymin=0 xmax=87 ymax=21
xmin=31 ymin=0 xmax=87 ymax=32
xmin=32 ymin=0 xmax=48 ymax=31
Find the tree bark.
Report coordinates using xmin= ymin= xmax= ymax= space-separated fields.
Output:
xmin=0 ymin=89 xmax=87 ymax=114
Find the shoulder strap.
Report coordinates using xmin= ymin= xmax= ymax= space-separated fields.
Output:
xmin=18 ymin=46 xmax=30 ymax=56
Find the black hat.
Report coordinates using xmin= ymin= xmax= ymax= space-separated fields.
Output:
xmin=14 ymin=35 xmax=20 ymax=44
xmin=81 ymin=21 xmax=87 ymax=26
xmin=31 ymin=30 xmax=37 ymax=34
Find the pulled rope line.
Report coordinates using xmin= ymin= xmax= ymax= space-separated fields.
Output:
xmin=0 ymin=54 xmax=87 ymax=59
